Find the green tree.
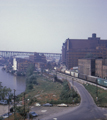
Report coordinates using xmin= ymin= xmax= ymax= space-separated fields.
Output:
xmin=15 ymin=106 xmax=28 ymax=117
xmin=27 ymin=74 xmax=37 ymax=85
xmin=60 ymin=81 xmax=79 ymax=103
xmin=26 ymin=64 xmax=35 ymax=77
xmin=0 ymin=86 xmax=12 ymax=100
xmin=28 ymin=84 xmax=33 ymax=90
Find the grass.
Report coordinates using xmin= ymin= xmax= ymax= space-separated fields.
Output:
xmin=18 ymin=74 xmax=63 ymax=104
xmin=17 ymin=74 xmax=80 ymax=106
xmin=84 ymin=84 xmax=107 ymax=107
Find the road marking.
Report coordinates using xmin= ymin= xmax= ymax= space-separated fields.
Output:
xmin=53 ymin=118 xmax=57 ymax=120
xmin=41 ymin=110 xmax=47 ymax=112
xmin=104 ymin=114 xmax=107 ymax=117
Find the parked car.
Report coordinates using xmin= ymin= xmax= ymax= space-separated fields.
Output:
xmin=57 ymin=103 xmax=68 ymax=107
xmin=43 ymin=103 xmax=53 ymax=107
xmin=2 ymin=113 xmax=12 ymax=119
xmin=35 ymin=103 xmax=41 ymax=106
xmin=0 ymin=100 xmax=7 ymax=105
xmin=29 ymin=112 xmax=38 ymax=117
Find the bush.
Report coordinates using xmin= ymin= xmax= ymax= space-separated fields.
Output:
xmin=0 ymin=117 xmax=3 ymax=120
xmin=28 ymin=84 xmax=33 ymax=90
xmin=29 ymin=98 xmax=37 ymax=105
xmin=60 ymin=81 xmax=79 ymax=104
xmin=15 ymin=106 xmax=28 ymax=117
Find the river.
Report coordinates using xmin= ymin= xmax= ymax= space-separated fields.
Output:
xmin=0 ymin=66 xmax=26 ymax=95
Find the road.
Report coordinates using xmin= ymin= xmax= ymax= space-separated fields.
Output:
xmin=41 ymin=73 xmax=107 ymax=120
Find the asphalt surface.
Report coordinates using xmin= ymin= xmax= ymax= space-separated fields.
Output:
xmin=41 ymin=73 xmax=107 ymax=120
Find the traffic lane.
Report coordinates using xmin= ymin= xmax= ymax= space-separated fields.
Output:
xmin=53 ymin=105 xmax=106 ymax=120
xmin=70 ymin=81 xmax=106 ymax=119
xmin=46 ymin=80 xmax=106 ymax=120
xmin=53 ymin=73 xmax=107 ymax=120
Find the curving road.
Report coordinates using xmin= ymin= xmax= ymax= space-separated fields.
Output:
xmin=42 ymin=73 xmax=107 ymax=120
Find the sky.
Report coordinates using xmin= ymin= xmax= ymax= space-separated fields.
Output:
xmin=0 ymin=0 xmax=107 ymax=53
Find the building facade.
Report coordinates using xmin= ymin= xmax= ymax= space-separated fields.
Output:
xmin=78 ymin=59 xmax=95 ymax=76
xmin=78 ymin=58 xmax=107 ymax=79
xmin=62 ymin=33 xmax=107 ymax=69
xmin=95 ymin=59 xmax=107 ymax=78
xmin=29 ymin=52 xmax=47 ymax=63
xmin=13 ymin=58 xmax=33 ymax=72
xmin=29 ymin=52 xmax=47 ymax=70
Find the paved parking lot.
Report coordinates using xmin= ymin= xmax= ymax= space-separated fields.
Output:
xmin=0 ymin=104 xmax=79 ymax=120
xmin=30 ymin=104 xmax=79 ymax=120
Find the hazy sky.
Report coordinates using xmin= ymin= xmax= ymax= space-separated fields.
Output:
xmin=0 ymin=0 xmax=107 ymax=53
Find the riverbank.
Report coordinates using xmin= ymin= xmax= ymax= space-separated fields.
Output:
xmin=0 ymin=66 xmax=26 ymax=95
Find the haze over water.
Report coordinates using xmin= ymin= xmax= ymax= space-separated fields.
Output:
xmin=0 ymin=66 xmax=26 ymax=95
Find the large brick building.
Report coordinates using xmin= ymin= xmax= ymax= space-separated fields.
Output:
xmin=29 ymin=52 xmax=47 ymax=70
xmin=62 ymin=33 xmax=107 ymax=69
xmin=78 ymin=58 xmax=95 ymax=76
xmin=78 ymin=58 xmax=107 ymax=79
xmin=13 ymin=58 xmax=33 ymax=72
xmin=29 ymin=52 xmax=46 ymax=63
xmin=95 ymin=59 xmax=107 ymax=78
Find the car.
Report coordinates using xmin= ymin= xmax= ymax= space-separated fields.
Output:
xmin=0 ymin=100 xmax=7 ymax=105
xmin=2 ymin=113 xmax=12 ymax=118
xmin=35 ymin=103 xmax=41 ymax=106
xmin=43 ymin=103 xmax=53 ymax=107
xmin=29 ymin=112 xmax=38 ymax=117
xmin=57 ymin=103 xmax=68 ymax=107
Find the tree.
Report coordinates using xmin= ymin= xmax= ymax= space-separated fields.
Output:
xmin=0 ymin=86 xmax=12 ymax=100
xmin=26 ymin=64 xmax=35 ymax=77
xmin=15 ymin=106 xmax=28 ymax=117
xmin=28 ymin=84 xmax=33 ymax=90
xmin=27 ymin=74 xmax=37 ymax=85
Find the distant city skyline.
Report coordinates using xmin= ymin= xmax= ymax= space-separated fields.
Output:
xmin=0 ymin=0 xmax=107 ymax=53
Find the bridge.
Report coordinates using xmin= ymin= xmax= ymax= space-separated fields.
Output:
xmin=0 ymin=50 xmax=62 ymax=59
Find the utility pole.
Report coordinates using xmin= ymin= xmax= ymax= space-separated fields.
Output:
xmin=0 ymin=82 xmax=2 ymax=99
xmin=72 ymin=78 xmax=74 ymax=101
xmin=24 ymin=92 xmax=25 ymax=120
xmin=96 ymin=79 xmax=98 ymax=102
xmin=13 ymin=89 xmax=16 ymax=120
xmin=27 ymin=99 xmax=29 ymax=120
xmin=0 ymin=82 xmax=2 ymax=88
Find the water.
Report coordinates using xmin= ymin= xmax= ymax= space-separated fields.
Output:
xmin=0 ymin=66 xmax=26 ymax=95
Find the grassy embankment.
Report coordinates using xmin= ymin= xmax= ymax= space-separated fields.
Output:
xmin=10 ymin=74 xmax=80 ymax=120
xmin=18 ymin=74 xmax=63 ymax=104
xmin=17 ymin=73 xmax=80 ymax=105
xmin=84 ymin=84 xmax=107 ymax=107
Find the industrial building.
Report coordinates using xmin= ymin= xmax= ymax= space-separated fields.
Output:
xmin=62 ymin=33 xmax=107 ymax=69
xmin=13 ymin=58 xmax=33 ymax=72
xmin=29 ymin=52 xmax=46 ymax=63
xmin=29 ymin=52 xmax=47 ymax=71
xmin=78 ymin=58 xmax=107 ymax=79
xmin=78 ymin=58 xmax=95 ymax=76
xmin=95 ymin=59 xmax=107 ymax=78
